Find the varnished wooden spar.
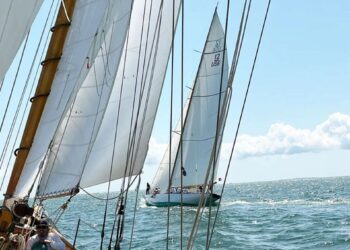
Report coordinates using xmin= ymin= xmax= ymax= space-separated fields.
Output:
xmin=4 ymin=0 xmax=76 ymax=202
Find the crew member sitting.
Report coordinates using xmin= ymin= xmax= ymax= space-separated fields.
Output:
xmin=26 ymin=219 xmax=65 ymax=250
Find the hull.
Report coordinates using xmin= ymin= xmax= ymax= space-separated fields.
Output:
xmin=145 ymin=192 xmax=220 ymax=207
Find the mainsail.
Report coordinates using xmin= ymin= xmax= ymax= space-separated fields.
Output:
xmin=14 ymin=0 xmax=133 ymax=198
xmin=151 ymin=10 xmax=228 ymax=191
xmin=0 ymin=0 xmax=44 ymax=87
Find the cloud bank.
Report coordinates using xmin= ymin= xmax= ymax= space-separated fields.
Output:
xmin=146 ymin=113 xmax=350 ymax=163
xmin=233 ymin=112 xmax=350 ymax=159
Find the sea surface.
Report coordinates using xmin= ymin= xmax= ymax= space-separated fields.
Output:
xmin=43 ymin=176 xmax=350 ymax=249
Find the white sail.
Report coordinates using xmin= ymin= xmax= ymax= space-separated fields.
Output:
xmin=0 ymin=0 xmax=44 ymax=87
xmin=152 ymin=11 xmax=228 ymax=191
xmin=14 ymin=0 xmax=133 ymax=198
xmin=79 ymin=0 xmax=181 ymax=189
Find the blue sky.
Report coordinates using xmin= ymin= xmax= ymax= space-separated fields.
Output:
xmin=0 ymin=0 xmax=349 ymax=194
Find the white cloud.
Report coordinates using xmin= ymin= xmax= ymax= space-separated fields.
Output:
xmin=145 ymin=137 xmax=167 ymax=165
xmin=233 ymin=112 xmax=350 ymax=159
xmin=146 ymin=113 xmax=350 ymax=163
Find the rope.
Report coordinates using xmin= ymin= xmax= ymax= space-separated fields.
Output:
xmin=166 ymin=1 xmax=176 ymax=249
xmin=206 ymin=1 xmax=230 ymax=248
xmin=180 ymin=1 xmax=184 ymax=249
xmin=128 ymin=175 xmax=141 ymax=249
xmin=208 ymin=0 xmax=272 ymax=247
xmin=112 ymin=1 xmax=165 ymax=248
xmin=188 ymin=0 xmax=249 ymax=246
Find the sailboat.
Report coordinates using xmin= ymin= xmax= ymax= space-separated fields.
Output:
xmin=0 ymin=0 xmax=181 ymax=248
xmin=145 ymin=10 xmax=229 ymax=207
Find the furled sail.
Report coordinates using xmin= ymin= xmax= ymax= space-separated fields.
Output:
xmin=14 ymin=0 xmax=133 ymax=198
xmin=36 ymin=0 xmax=181 ymax=196
xmin=152 ymin=11 xmax=228 ymax=191
xmin=0 ymin=0 xmax=44 ymax=87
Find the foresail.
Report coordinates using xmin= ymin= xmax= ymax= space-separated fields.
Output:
xmin=155 ymin=11 xmax=228 ymax=191
xmin=14 ymin=0 xmax=128 ymax=198
xmin=79 ymin=0 xmax=181 ymax=189
xmin=0 ymin=0 xmax=43 ymax=87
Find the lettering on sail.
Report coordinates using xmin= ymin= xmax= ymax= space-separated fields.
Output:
xmin=211 ymin=40 xmax=221 ymax=67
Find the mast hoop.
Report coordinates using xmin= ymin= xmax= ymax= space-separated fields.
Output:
xmin=50 ymin=22 xmax=71 ymax=32
xmin=40 ymin=56 xmax=61 ymax=66
xmin=14 ymin=147 xmax=30 ymax=156
xmin=30 ymin=92 xmax=50 ymax=103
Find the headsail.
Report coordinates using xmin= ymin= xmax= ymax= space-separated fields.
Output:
xmin=151 ymin=11 xmax=228 ymax=191
xmin=0 ymin=0 xmax=44 ymax=87
xmin=13 ymin=0 xmax=132 ymax=198
xmin=35 ymin=0 xmax=181 ymax=197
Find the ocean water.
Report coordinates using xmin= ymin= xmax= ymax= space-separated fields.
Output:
xmin=43 ymin=176 xmax=350 ymax=249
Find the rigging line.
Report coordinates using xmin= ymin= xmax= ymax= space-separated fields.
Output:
xmin=128 ymin=174 xmax=141 ymax=249
xmin=102 ymin=3 xmax=138 ymax=249
xmin=191 ymin=0 xmax=251 ymax=244
xmin=79 ymin=175 xmax=139 ymax=201
xmin=100 ymin=8 xmax=134 ymax=250
xmin=114 ymin=2 xmax=164 ymax=247
xmin=120 ymin=3 xmax=164 ymax=235
xmin=167 ymin=1 xmax=176 ymax=249
xmin=186 ymin=7 xmax=229 ymax=249
xmin=60 ymin=0 xmax=71 ymax=23
xmin=138 ymin=0 xmax=154 ymax=101
xmin=123 ymin=0 xmax=161 ymax=176
xmin=0 ymin=31 xmax=30 ymax=134
xmin=114 ymin=2 xmax=156 ymax=246
xmin=121 ymin=3 xmax=164 ymax=223
xmin=206 ymin=1 xmax=230 ymax=249
xmin=119 ymin=0 xmax=152 ymax=189
xmin=209 ymin=0 xmax=272 ymax=246
xmin=231 ymin=0 xmax=252 ymax=83
xmin=180 ymin=1 xmax=184 ymax=248
xmin=0 ymin=0 xmax=56 ymax=188
xmin=113 ymin=5 xmax=166 ymax=248
xmin=120 ymin=0 xmax=164 ymax=199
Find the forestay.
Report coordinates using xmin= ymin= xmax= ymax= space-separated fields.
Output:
xmin=15 ymin=0 xmax=132 ymax=198
xmin=0 ymin=0 xmax=43 ymax=86
xmin=152 ymin=11 xmax=228 ymax=191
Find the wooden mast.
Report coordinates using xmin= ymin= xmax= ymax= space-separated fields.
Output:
xmin=4 ymin=0 xmax=76 ymax=203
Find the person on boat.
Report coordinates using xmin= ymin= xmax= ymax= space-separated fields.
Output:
xmin=26 ymin=219 xmax=65 ymax=250
xmin=146 ymin=182 xmax=151 ymax=194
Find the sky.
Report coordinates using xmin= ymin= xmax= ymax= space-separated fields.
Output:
xmin=0 ymin=0 xmax=349 ymax=194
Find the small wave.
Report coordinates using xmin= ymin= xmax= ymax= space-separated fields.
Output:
xmin=221 ymin=198 xmax=350 ymax=206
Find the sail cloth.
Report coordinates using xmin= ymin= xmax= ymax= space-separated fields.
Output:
xmin=152 ymin=11 xmax=229 ymax=192
xmin=14 ymin=0 xmax=133 ymax=198
xmin=36 ymin=0 xmax=181 ymax=196
xmin=0 ymin=0 xmax=43 ymax=86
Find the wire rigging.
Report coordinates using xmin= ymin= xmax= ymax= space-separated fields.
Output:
xmin=208 ymin=0 xmax=272 ymax=247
